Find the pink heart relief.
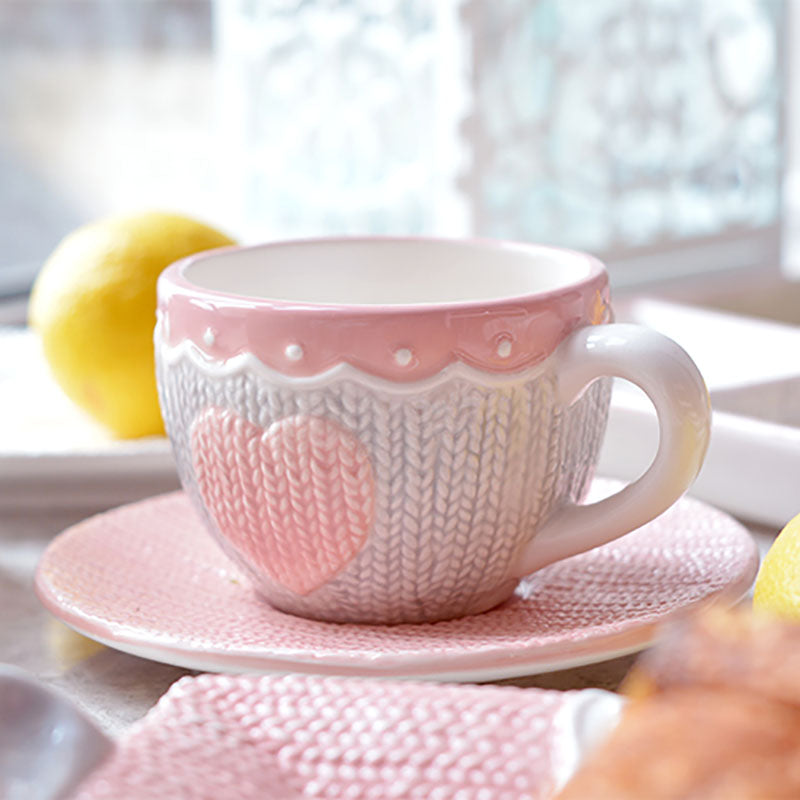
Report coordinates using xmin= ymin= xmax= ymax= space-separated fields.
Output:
xmin=191 ymin=409 xmax=375 ymax=595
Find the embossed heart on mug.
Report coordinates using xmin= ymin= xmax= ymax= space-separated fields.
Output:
xmin=191 ymin=408 xmax=375 ymax=595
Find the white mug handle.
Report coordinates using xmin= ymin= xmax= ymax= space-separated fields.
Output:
xmin=512 ymin=323 xmax=711 ymax=577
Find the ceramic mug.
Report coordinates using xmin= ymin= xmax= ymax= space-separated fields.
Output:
xmin=155 ymin=237 xmax=711 ymax=624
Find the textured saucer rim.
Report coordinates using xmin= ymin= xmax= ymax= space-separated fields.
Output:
xmin=35 ymin=486 xmax=759 ymax=681
xmin=44 ymin=626 xmax=654 ymax=683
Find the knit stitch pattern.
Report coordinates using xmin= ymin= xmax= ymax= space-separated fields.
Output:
xmin=157 ymin=353 xmax=611 ymax=623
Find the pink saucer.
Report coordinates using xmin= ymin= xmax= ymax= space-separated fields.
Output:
xmin=73 ymin=674 xmax=624 ymax=800
xmin=35 ymin=482 xmax=759 ymax=681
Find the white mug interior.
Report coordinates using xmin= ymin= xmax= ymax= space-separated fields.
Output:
xmin=182 ymin=238 xmax=601 ymax=306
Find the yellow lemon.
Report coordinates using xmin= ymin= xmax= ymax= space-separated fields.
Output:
xmin=753 ymin=512 xmax=800 ymax=620
xmin=29 ymin=211 xmax=235 ymax=438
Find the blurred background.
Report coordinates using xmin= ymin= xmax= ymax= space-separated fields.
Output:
xmin=0 ymin=0 xmax=793 ymax=313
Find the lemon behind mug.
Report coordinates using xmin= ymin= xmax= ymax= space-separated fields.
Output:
xmin=28 ymin=211 xmax=236 ymax=439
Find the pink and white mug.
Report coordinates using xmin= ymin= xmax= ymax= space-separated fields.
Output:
xmin=155 ymin=237 xmax=710 ymax=624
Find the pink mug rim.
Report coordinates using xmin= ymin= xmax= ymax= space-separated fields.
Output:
xmin=156 ymin=235 xmax=611 ymax=381
xmin=159 ymin=235 xmax=608 ymax=314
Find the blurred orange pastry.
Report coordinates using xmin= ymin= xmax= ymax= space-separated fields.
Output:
xmin=557 ymin=607 xmax=800 ymax=799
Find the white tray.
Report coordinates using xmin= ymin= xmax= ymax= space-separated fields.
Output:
xmin=0 ymin=327 xmax=177 ymax=509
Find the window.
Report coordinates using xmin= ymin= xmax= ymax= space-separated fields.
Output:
xmin=0 ymin=0 xmax=787 ymax=304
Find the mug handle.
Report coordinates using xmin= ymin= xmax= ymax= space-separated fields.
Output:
xmin=512 ymin=323 xmax=711 ymax=577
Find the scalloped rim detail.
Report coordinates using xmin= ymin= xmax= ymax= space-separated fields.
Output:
xmin=155 ymin=238 xmax=610 ymax=382
xmin=155 ymin=319 xmax=554 ymax=392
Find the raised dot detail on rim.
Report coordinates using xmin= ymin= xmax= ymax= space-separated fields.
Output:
xmin=497 ymin=339 xmax=512 ymax=358
xmin=394 ymin=348 xmax=413 ymax=367
xmin=202 ymin=327 xmax=216 ymax=347
xmin=285 ymin=343 xmax=304 ymax=361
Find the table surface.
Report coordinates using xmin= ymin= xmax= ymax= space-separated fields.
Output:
xmin=1 ymin=499 xmax=777 ymax=738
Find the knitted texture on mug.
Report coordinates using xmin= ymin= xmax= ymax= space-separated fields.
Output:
xmin=157 ymin=352 xmax=611 ymax=624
